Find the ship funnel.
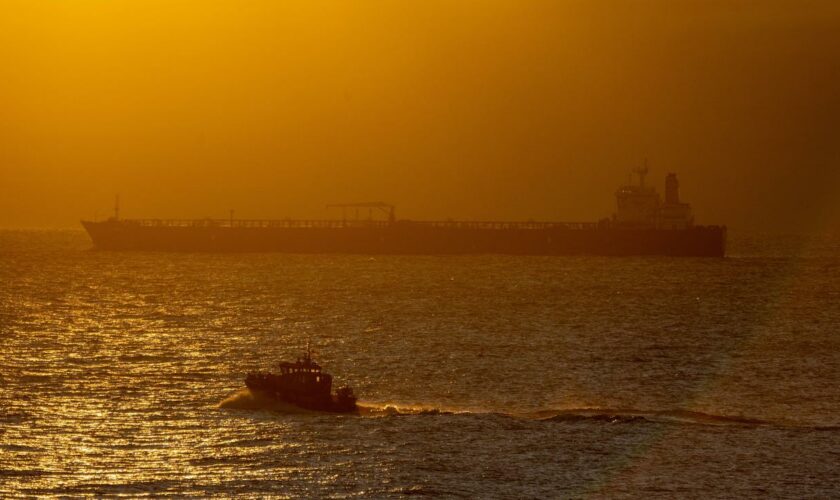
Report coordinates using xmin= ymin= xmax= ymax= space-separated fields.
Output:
xmin=665 ymin=173 xmax=680 ymax=204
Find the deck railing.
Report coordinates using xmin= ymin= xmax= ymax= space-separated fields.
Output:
xmin=107 ymin=219 xmax=601 ymax=231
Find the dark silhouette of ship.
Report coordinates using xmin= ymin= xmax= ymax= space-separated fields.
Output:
xmin=244 ymin=345 xmax=357 ymax=413
xmin=81 ymin=169 xmax=726 ymax=257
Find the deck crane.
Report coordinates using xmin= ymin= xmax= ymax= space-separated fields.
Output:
xmin=327 ymin=202 xmax=395 ymax=223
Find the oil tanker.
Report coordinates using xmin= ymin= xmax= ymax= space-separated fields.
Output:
xmin=81 ymin=169 xmax=726 ymax=257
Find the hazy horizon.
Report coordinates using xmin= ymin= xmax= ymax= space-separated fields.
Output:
xmin=2 ymin=0 xmax=839 ymax=231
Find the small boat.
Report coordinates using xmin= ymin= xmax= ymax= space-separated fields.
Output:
xmin=244 ymin=345 xmax=357 ymax=413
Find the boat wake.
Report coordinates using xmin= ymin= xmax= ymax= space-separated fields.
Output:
xmin=218 ymin=391 xmax=839 ymax=430
xmin=356 ymin=404 xmax=457 ymax=417
xmin=531 ymin=408 xmax=769 ymax=427
xmin=354 ymin=402 xmax=774 ymax=426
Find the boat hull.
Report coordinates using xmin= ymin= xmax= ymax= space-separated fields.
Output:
xmin=244 ymin=378 xmax=357 ymax=414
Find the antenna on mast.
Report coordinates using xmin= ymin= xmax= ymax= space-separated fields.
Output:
xmin=114 ymin=194 xmax=120 ymax=221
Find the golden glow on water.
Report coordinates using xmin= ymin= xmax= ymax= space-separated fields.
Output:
xmin=4 ymin=232 xmax=840 ymax=496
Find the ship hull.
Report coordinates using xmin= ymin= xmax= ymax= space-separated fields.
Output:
xmin=81 ymin=221 xmax=726 ymax=257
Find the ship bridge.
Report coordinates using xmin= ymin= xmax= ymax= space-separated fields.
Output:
xmin=614 ymin=165 xmax=694 ymax=230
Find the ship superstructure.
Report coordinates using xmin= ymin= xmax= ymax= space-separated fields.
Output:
xmin=614 ymin=167 xmax=693 ymax=229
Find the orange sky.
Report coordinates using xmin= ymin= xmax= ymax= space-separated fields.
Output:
xmin=1 ymin=0 xmax=838 ymax=231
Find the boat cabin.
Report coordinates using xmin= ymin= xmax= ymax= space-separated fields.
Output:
xmin=275 ymin=349 xmax=333 ymax=397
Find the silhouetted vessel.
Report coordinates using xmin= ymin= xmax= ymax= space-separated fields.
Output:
xmin=244 ymin=347 xmax=357 ymax=413
xmin=81 ymin=169 xmax=726 ymax=257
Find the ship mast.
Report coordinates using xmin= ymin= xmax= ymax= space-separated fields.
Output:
xmin=634 ymin=160 xmax=649 ymax=189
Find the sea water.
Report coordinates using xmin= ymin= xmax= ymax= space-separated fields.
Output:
xmin=1 ymin=230 xmax=839 ymax=497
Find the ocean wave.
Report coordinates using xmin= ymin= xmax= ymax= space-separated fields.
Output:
xmin=116 ymin=353 xmax=179 ymax=363
xmin=535 ymin=407 xmax=772 ymax=427
xmin=212 ymin=437 xmax=275 ymax=448
xmin=811 ymin=425 xmax=840 ymax=432
xmin=0 ymin=444 xmax=46 ymax=452
xmin=0 ymin=411 xmax=29 ymax=424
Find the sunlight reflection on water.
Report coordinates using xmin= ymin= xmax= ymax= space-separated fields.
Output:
xmin=1 ymin=230 xmax=839 ymax=497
